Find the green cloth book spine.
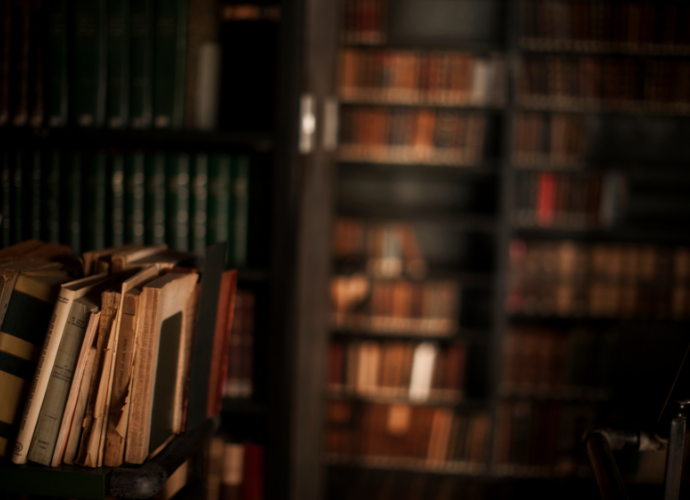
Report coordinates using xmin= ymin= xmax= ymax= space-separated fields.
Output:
xmin=106 ymin=0 xmax=129 ymax=128
xmin=145 ymin=153 xmax=166 ymax=245
xmin=1 ymin=152 xmax=10 ymax=246
xmin=231 ymin=156 xmax=249 ymax=267
xmin=0 ymin=275 xmax=61 ymax=457
xmin=152 ymin=0 xmax=188 ymax=128
xmin=46 ymin=0 xmax=68 ymax=127
xmin=165 ymin=153 xmax=190 ymax=251
xmin=64 ymin=153 xmax=82 ymax=255
xmin=27 ymin=301 xmax=94 ymax=466
xmin=129 ymin=0 xmax=152 ymax=128
xmin=0 ymin=0 xmax=10 ymax=126
xmin=206 ymin=155 xmax=231 ymax=250
xmin=190 ymin=154 xmax=208 ymax=253
xmin=12 ymin=151 xmax=24 ymax=244
xmin=72 ymin=0 xmax=106 ymax=127
xmin=29 ymin=152 xmax=41 ymax=239
xmin=125 ymin=152 xmax=145 ymax=244
xmin=108 ymin=154 xmax=125 ymax=247
xmin=83 ymin=154 xmax=107 ymax=251
xmin=43 ymin=152 xmax=61 ymax=243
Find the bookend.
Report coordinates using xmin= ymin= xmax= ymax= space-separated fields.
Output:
xmin=585 ymin=343 xmax=690 ymax=500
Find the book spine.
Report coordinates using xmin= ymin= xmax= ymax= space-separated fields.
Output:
xmin=0 ymin=0 xmax=10 ymax=126
xmin=207 ymin=154 xmax=230 ymax=250
xmin=27 ymin=0 xmax=42 ymax=127
xmin=231 ymin=156 xmax=249 ymax=267
xmin=166 ymin=153 xmax=190 ymax=251
xmin=152 ymin=0 xmax=188 ymax=128
xmin=145 ymin=153 xmax=167 ymax=245
xmin=106 ymin=0 xmax=129 ymax=128
xmin=72 ymin=0 xmax=106 ymax=127
xmin=124 ymin=152 xmax=145 ymax=244
xmin=43 ymin=151 xmax=61 ymax=243
xmin=109 ymin=154 xmax=125 ymax=247
xmin=10 ymin=0 xmax=30 ymax=126
xmin=1 ymin=151 xmax=11 ymax=246
xmin=190 ymin=153 xmax=208 ymax=253
xmin=28 ymin=151 xmax=40 ymax=239
xmin=12 ymin=151 xmax=24 ymax=244
xmin=63 ymin=346 xmax=98 ymax=465
xmin=46 ymin=0 xmax=68 ymax=126
xmin=83 ymin=153 xmax=107 ymax=251
xmin=129 ymin=0 xmax=152 ymax=128
xmin=12 ymin=288 xmax=76 ymax=464
xmin=28 ymin=303 xmax=92 ymax=466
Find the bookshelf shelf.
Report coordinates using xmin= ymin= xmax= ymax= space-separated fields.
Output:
xmin=327 ymin=390 xmax=466 ymax=407
xmin=339 ymin=97 xmax=503 ymax=111
xmin=0 ymin=128 xmax=275 ymax=152
xmin=236 ymin=268 xmax=270 ymax=283
xmin=515 ymin=99 xmax=690 ymax=118
xmin=221 ymin=398 xmax=266 ymax=416
xmin=498 ymin=387 xmax=613 ymax=403
xmin=339 ymin=161 xmax=499 ymax=177
xmin=520 ymin=38 xmax=690 ymax=57
xmin=331 ymin=326 xmax=489 ymax=341
xmin=337 ymin=210 xmax=498 ymax=233
xmin=326 ymin=454 xmax=487 ymax=476
xmin=512 ymin=226 xmax=690 ymax=244
xmin=337 ymin=152 xmax=487 ymax=169
xmin=0 ymin=417 xmax=218 ymax=500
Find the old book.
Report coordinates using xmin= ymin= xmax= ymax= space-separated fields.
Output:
xmin=80 ymin=266 xmax=159 ymax=467
xmin=125 ymin=272 xmax=198 ymax=464
xmin=63 ymin=347 xmax=98 ymax=465
xmin=109 ymin=244 xmax=168 ymax=274
xmin=103 ymin=267 xmax=159 ymax=466
xmin=81 ymin=244 xmax=142 ymax=277
xmin=51 ymin=311 xmax=101 ymax=466
xmin=207 ymin=270 xmax=236 ymax=417
xmin=129 ymin=0 xmax=153 ymax=128
xmin=72 ymin=0 xmax=106 ymax=127
xmin=221 ymin=443 xmax=244 ymax=500
xmin=106 ymin=0 xmax=129 ymax=128
xmin=12 ymin=272 xmax=113 ymax=465
xmin=212 ymin=271 xmax=237 ymax=415
xmin=0 ymin=272 xmax=68 ymax=457
xmin=28 ymin=293 xmax=101 ymax=465
xmin=408 ymin=342 xmax=437 ymax=401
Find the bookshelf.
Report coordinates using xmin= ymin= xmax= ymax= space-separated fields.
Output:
xmin=303 ymin=0 xmax=690 ymax=499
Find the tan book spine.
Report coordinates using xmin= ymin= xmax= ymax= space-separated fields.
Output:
xmin=51 ymin=312 xmax=101 ymax=466
xmin=77 ymin=291 xmax=121 ymax=466
xmin=103 ymin=291 xmax=142 ymax=467
xmin=125 ymin=287 xmax=160 ymax=464
xmin=28 ymin=302 xmax=96 ymax=465
xmin=64 ymin=347 xmax=98 ymax=465
xmin=12 ymin=286 xmax=82 ymax=464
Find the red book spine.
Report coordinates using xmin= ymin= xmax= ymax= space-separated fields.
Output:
xmin=537 ymin=172 xmax=556 ymax=226
xmin=241 ymin=444 xmax=264 ymax=500
xmin=215 ymin=271 xmax=238 ymax=414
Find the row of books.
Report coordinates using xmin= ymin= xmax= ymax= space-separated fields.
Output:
xmin=513 ymin=171 xmax=627 ymax=229
xmin=341 ymin=0 xmax=386 ymax=45
xmin=0 ymin=0 xmax=226 ymax=129
xmin=521 ymin=0 xmax=690 ymax=52
xmin=0 ymin=240 xmax=238 ymax=469
xmin=333 ymin=219 xmax=426 ymax=279
xmin=339 ymin=49 xmax=504 ymax=106
xmin=326 ymin=400 xmax=491 ymax=469
xmin=512 ymin=113 xmax=588 ymax=168
xmin=518 ymin=55 xmax=690 ymax=111
xmin=206 ymin=437 xmax=264 ymax=500
xmin=509 ymin=240 xmax=690 ymax=283
xmin=331 ymin=277 xmax=459 ymax=335
xmin=0 ymin=150 xmax=249 ymax=262
xmin=328 ymin=340 xmax=466 ymax=401
xmin=493 ymin=402 xmax=595 ymax=473
xmin=339 ymin=107 xmax=487 ymax=166
xmin=501 ymin=327 xmax=616 ymax=397
xmin=223 ymin=289 xmax=255 ymax=399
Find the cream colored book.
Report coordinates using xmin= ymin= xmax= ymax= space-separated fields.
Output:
xmin=110 ymin=245 xmax=168 ymax=274
xmin=125 ymin=272 xmax=198 ymax=464
xmin=83 ymin=266 xmax=159 ymax=467
xmin=81 ymin=245 xmax=143 ymax=276
xmin=64 ymin=347 xmax=98 ymax=465
xmin=28 ymin=294 xmax=101 ymax=465
xmin=11 ymin=273 xmax=113 ymax=464
xmin=51 ymin=311 xmax=101 ymax=466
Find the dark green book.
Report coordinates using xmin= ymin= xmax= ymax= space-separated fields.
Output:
xmin=1 ymin=152 xmax=11 ymax=247
xmin=189 ymin=153 xmax=208 ymax=253
xmin=108 ymin=154 xmax=125 ymax=247
xmin=145 ymin=153 xmax=166 ymax=245
xmin=83 ymin=153 xmax=107 ymax=251
xmin=72 ymin=0 xmax=106 ymax=127
xmin=206 ymin=154 xmax=230 ymax=248
xmin=106 ymin=0 xmax=129 ymax=128
xmin=46 ymin=0 xmax=68 ymax=127
xmin=28 ymin=152 xmax=41 ymax=239
xmin=43 ymin=152 xmax=61 ymax=243
xmin=230 ymin=155 xmax=249 ymax=267
xmin=152 ymin=0 xmax=188 ymax=128
xmin=12 ymin=151 xmax=24 ymax=244
xmin=129 ymin=0 xmax=153 ymax=128
xmin=63 ymin=153 xmax=82 ymax=254
xmin=124 ymin=152 xmax=145 ymax=243
xmin=165 ymin=153 xmax=190 ymax=251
